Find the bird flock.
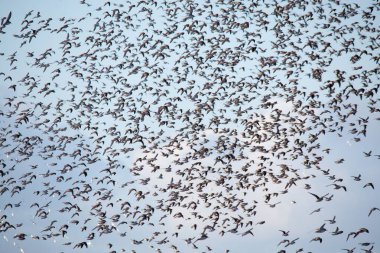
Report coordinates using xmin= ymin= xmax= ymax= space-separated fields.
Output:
xmin=0 ymin=0 xmax=380 ymax=252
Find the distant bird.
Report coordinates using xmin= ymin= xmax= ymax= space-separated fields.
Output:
xmin=342 ymin=248 xmax=355 ymax=253
xmin=310 ymin=208 xmax=322 ymax=215
xmin=363 ymin=183 xmax=374 ymax=189
xmin=309 ymin=192 xmax=328 ymax=202
xmin=368 ymin=207 xmax=380 ymax=217
xmin=310 ymin=237 xmax=322 ymax=243
xmin=325 ymin=216 xmax=336 ymax=224
xmin=331 ymin=227 xmax=343 ymax=236
xmin=279 ymin=230 xmax=289 ymax=236
xmin=315 ymin=224 xmax=327 ymax=233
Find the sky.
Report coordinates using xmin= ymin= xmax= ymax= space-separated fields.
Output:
xmin=0 ymin=0 xmax=380 ymax=253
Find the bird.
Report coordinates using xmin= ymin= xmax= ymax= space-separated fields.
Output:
xmin=331 ymin=227 xmax=343 ymax=236
xmin=368 ymin=207 xmax=380 ymax=217
xmin=310 ymin=237 xmax=322 ymax=243
xmin=342 ymin=248 xmax=355 ymax=253
xmin=310 ymin=208 xmax=322 ymax=215
xmin=315 ymin=223 xmax=327 ymax=233
xmin=279 ymin=230 xmax=290 ymax=236
xmin=325 ymin=216 xmax=336 ymax=224
xmin=363 ymin=183 xmax=374 ymax=189
xmin=309 ymin=192 xmax=328 ymax=202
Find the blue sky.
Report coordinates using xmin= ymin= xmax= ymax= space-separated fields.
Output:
xmin=0 ymin=0 xmax=380 ymax=253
